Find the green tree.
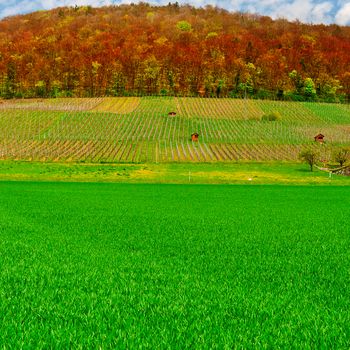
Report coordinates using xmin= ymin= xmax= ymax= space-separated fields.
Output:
xmin=176 ymin=20 xmax=192 ymax=32
xmin=333 ymin=148 xmax=349 ymax=167
xmin=288 ymin=70 xmax=304 ymax=94
xmin=299 ymin=149 xmax=319 ymax=172
xmin=316 ymin=75 xmax=342 ymax=102
xmin=4 ymin=62 xmax=16 ymax=99
xmin=35 ymin=80 xmax=46 ymax=97
xmin=303 ymin=77 xmax=316 ymax=99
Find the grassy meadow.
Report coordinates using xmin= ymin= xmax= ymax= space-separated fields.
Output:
xmin=0 ymin=182 xmax=350 ymax=348
xmin=0 ymin=160 xmax=349 ymax=184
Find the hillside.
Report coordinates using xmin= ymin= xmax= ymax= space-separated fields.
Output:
xmin=0 ymin=97 xmax=349 ymax=163
xmin=0 ymin=4 xmax=350 ymax=100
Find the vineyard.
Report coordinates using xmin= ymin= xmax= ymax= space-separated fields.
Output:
xmin=0 ymin=97 xmax=349 ymax=163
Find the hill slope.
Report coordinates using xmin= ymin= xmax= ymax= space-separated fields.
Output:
xmin=0 ymin=97 xmax=349 ymax=163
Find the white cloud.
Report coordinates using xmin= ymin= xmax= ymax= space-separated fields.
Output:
xmin=311 ymin=2 xmax=333 ymax=23
xmin=234 ymin=0 xmax=334 ymax=24
xmin=228 ymin=0 xmax=335 ymax=24
xmin=271 ymin=0 xmax=314 ymax=22
xmin=335 ymin=2 xmax=350 ymax=25
xmin=49 ymin=0 xmax=113 ymax=6
xmin=0 ymin=1 xmax=39 ymax=18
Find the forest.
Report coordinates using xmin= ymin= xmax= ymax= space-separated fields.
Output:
xmin=1 ymin=3 xmax=350 ymax=101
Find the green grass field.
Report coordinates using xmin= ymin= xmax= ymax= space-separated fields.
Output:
xmin=1 ymin=182 xmax=350 ymax=348
xmin=0 ymin=97 xmax=349 ymax=163
xmin=0 ymin=160 xmax=349 ymax=184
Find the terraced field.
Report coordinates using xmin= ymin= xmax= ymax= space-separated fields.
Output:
xmin=0 ymin=97 xmax=349 ymax=162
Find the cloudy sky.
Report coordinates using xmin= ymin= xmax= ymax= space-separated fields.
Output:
xmin=1 ymin=0 xmax=350 ymax=25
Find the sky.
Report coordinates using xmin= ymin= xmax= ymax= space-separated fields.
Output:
xmin=0 ymin=0 xmax=350 ymax=25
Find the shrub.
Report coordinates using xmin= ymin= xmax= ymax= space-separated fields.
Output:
xmin=283 ymin=91 xmax=305 ymax=101
xmin=261 ymin=111 xmax=282 ymax=121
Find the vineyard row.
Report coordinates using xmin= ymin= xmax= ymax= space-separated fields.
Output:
xmin=0 ymin=140 xmax=335 ymax=163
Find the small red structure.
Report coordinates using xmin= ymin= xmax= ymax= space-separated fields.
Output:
xmin=198 ymin=88 xmax=205 ymax=97
xmin=191 ymin=133 xmax=199 ymax=142
xmin=314 ymin=133 xmax=325 ymax=143
xmin=168 ymin=111 xmax=177 ymax=116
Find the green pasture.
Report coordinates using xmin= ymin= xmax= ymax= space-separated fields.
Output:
xmin=0 ymin=182 xmax=349 ymax=348
xmin=0 ymin=160 xmax=349 ymax=184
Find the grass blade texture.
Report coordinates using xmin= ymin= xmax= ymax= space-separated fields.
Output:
xmin=0 ymin=182 xmax=349 ymax=348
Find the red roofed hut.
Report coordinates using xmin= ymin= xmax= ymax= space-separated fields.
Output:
xmin=314 ymin=134 xmax=325 ymax=143
xmin=191 ymin=133 xmax=199 ymax=142
xmin=198 ymin=88 xmax=205 ymax=97
xmin=168 ymin=111 xmax=177 ymax=116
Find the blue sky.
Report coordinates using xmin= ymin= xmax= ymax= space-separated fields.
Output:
xmin=0 ymin=0 xmax=350 ymax=25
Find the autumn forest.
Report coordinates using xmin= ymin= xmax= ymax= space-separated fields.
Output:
xmin=1 ymin=3 xmax=350 ymax=101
